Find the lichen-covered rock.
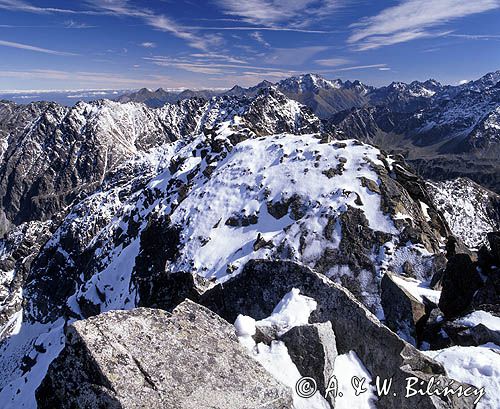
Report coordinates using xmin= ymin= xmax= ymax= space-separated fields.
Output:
xmin=36 ymin=300 xmax=292 ymax=409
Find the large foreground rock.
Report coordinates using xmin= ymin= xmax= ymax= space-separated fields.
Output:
xmin=202 ymin=260 xmax=477 ymax=409
xmin=36 ymin=300 xmax=292 ymax=409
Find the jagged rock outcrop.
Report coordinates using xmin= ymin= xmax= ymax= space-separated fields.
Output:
xmin=276 ymin=74 xmax=371 ymax=119
xmin=280 ymin=322 xmax=337 ymax=405
xmin=439 ymin=254 xmax=483 ymax=318
xmin=201 ymin=259 xmax=477 ymax=409
xmin=381 ymin=272 xmax=427 ymax=344
xmin=438 ymin=231 xmax=499 ymax=319
xmin=36 ymin=300 xmax=292 ymax=409
xmin=442 ymin=321 xmax=500 ymax=347
xmin=0 ymin=220 xmax=54 ymax=326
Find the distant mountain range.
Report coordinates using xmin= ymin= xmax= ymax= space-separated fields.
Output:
xmin=1 ymin=69 xmax=500 ymax=409
xmin=118 ymin=71 xmax=500 ymax=193
xmin=1 ymin=70 xmax=499 ymax=194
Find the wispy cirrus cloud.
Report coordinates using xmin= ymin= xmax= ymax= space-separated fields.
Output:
xmin=140 ymin=42 xmax=156 ymax=48
xmin=0 ymin=0 xmax=226 ymax=51
xmin=315 ymin=57 xmax=353 ymax=67
xmin=64 ymin=20 xmax=96 ymax=29
xmin=349 ymin=0 xmax=500 ymax=50
xmin=185 ymin=25 xmax=335 ymax=33
xmin=448 ymin=33 xmax=500 ymax=40
xmin=215 ymin=0 xmax=343 ymax=27
xmin=264 ymin=46 xmax=329 ymax=65
xmin=250 ymin=32 xmax=270 ymax=47
xmin=0 ymin=39 xmax=78 ymax=55
xmin=0 ymin=68 xmax=183 ymax=89
xmin=189 ymin=53 xmax=248 ymax=64
xmin=86 ymin=0 xmax=223 ymax=51
xmin=144 ymin=53 xmax=306 ymax=77
xmin=332 ymin=63 xmax=388 ymax=72
xmin=144 ymin=55 xmax=253 ymax=75
xmin=0 ymin=0 xmax=104 ymax=15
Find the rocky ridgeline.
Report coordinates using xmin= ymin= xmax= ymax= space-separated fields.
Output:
xmin=0 ymin=86 xmax=498 ymax=408
xmin=0 ymin=88 xmax=321 ymax=235
xmin=37 ymin=262 xmax=478 ymax=409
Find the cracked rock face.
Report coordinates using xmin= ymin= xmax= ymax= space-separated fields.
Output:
xmin=202 ymin=259 xmax=477 ymax=409
xmin=36 ymin=300 xmax=292 ymax=409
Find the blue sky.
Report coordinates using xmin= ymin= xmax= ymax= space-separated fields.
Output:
xmin=1 ymin=0 xmax=500 ymax=90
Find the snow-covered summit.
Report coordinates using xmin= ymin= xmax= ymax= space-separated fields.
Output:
xmin=277 ymin=73 xmax=342 ymax=93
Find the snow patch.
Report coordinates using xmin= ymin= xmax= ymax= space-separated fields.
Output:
xmin=455 ymin=310 xmax=500 ymax=332
xmin=424 ymin=344 xmax=499 ymax=409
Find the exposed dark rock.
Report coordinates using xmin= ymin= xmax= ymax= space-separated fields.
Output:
xmin=322 ymin=162 xmax=344 ymax=178
xmin=253 ymin=324 xmax=278 ymax=345
xmin=444 ymin=236 xmax=474 ymax=260
xmin=471 ymin=273 xmax=500 ymax=315
xmin=225 ymin=212 xmax=259 ymax=227
xmin=280 ymin=322 xmax=337 ymax=407
xmin=132 ymin=213 xmax=209 ymax=311
xmin=419 ymin=307 xmax=451 ymax=350
xmin=36 ymin=301 xmax=292 ymax=409
xmin=443 ymin=321 xmax=500 ymax=347
xmin=487 ymin=232 xmax=500 ymax=263
xmin=317 ymin=206 xmax=391 ymax=274
xmin=359 ymin=176 xmax=381 ymax=193
xmin=381 ymin=272 xmax=426 ymax=344
xmin=438 ymin=254 xmax=483 ymax=318
xmin=202 ymin=259 xmax=476 ymax=409
xmin=253 ymin=233 xmax=274 ymax=251
xmin=266 ymin=194 xmax=311 ymax=221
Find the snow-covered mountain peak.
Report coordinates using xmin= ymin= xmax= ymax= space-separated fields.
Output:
xmin=277 ymin=73 xmax=342 ymax=93
xmin=464 ymin=70 xmax=500 ymax=91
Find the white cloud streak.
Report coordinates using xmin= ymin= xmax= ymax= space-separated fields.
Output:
xmin=0 ymin=0 xmax=104 ymax=15
xmin=449 ymin=33 xmax=500 ymax=40
xmin=250 ymin=32 xmax=270 ymax=47
xmin=0 ymin=68 xmax=182 ymax=88
xmin=86 ymin=0 xmax=222 ymax=51
xmin=185 ymin=25 xmax=335 ymax=33
xmin=315 ymin=57 xmax=352 ymax=67
xmin=0 ymin=39 xmax=78 ymax=55
xmin=215 ymin=0 xmax=342 ymax=27
xmin=349 ymin=0 xmax=500 ymax=50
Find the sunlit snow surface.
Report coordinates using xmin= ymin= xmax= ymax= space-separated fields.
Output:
xmin=454 ymin=311 xmax=500 ymax=332
xmin=235 ymin=289 xmax=377 ymax=409
xmin=424 ymin=344 xmax=500 ymax=409
xmin=167 ymin=133 xmax=396 ymax=281
xmin=235 ymin=289 xmax=330 ymax=409
xmin=333 ymin=351 xmax=377 ymax=409
xmin=0 ymin=131 xmax=442 ymax=407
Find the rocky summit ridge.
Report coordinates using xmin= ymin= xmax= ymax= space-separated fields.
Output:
xmin=0 ymin=79 xmax=498 ymax=409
